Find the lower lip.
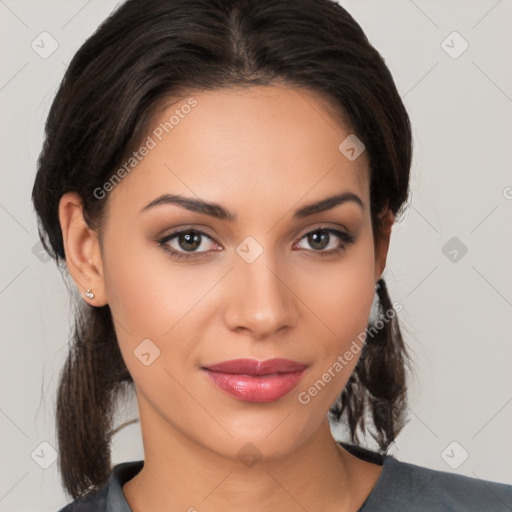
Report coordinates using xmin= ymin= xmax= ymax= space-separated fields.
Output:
xmin=202 ymin=368 xmax=307 ymax=403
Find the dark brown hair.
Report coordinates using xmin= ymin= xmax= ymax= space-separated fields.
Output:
xmin=32 ymin=0 xmax=413 ymax=499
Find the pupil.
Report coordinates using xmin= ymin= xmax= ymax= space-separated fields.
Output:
xmin=180 ymin=232 xmax=201 ymax=251
xmin=309 ymin=231 xmax=328 ymax=250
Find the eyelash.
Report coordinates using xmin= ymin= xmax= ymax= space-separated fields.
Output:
xmin=157 ymin=226 xmax=355 ymax=262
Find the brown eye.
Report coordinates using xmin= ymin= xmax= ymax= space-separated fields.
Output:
xmin=295 ymin=228 xmax=355 ymax=254
xmin=176 ymin=231 xmax=202 ymax=251
xmin=307 ymin=230 xmax=330 ymax=250
xmin=158 ymin=228 xmax=220 ymax=261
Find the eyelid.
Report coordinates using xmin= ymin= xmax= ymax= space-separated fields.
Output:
xmin=158 ymin=226 xmax=219 ymax=250
xmin=293 ymin=226 xmax=355 ymax=251
xmin=295 ymin=221 xmax=350 ymax=238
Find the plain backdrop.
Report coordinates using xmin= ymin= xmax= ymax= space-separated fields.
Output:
xmin=0 ymin=0 xmax=511 ymax=510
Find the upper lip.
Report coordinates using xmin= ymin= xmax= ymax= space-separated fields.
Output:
xmin=202 ymin=358 xmax=307 ymax=375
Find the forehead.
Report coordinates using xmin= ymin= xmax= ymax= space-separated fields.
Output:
xmin=106 ymin=84 xmax=370 ymax=218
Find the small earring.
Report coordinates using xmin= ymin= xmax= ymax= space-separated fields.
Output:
xmin=85 ymin=289 xmax=95 ymax=299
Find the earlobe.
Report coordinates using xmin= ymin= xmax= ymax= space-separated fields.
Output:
xmin=374 ymin=208 xmax=394 ymax=282
xmin=58 ymin=192 xmax=107 ymax=306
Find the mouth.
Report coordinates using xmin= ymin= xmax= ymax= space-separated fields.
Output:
xmin=201 ymin=358 xmax=308 ymax=403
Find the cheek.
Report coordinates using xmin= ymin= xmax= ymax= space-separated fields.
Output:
xmin=102 ymin=240 xmax=159 ymax=335
xmin=101 ymin=241 xmax=191 ymax=409
xmin=102 ymin=231 xmax=201 ymax=336
xmin=101 ymin=234 xmax=218 ymax=375
xmin=306 ymin=234 xmax=376 ymax=347
xmin=100 ymin=231 xmax=177 ymax=380
xmin=295 ymin=233 xmax=376 ymax=403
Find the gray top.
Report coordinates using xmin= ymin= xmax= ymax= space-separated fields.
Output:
xmin=57 ymin=443 xmax=512 ymax=511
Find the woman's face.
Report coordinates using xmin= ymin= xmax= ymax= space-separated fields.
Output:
xmin=93 ymin=84 xmax=391 ymax=460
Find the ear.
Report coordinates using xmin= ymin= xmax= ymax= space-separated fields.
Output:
xmin=374 ymin=208 xmax=394 ymax=283
xmin=58 ymin=192 xmax=107 ymax=306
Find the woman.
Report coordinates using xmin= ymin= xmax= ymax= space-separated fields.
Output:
xmin=31 ymin=0 xmax=512 ymax=510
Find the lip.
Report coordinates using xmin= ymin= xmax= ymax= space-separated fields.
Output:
xmin=202 ymin=358 xmax=308 ymax=403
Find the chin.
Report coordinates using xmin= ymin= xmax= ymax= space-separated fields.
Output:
xmin=204 ymin=416 xmax=314 ymax=464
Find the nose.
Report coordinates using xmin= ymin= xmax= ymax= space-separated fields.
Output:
xmin=223 ymin=250 xmax=299 ymax=339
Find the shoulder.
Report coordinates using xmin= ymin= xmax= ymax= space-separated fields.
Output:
xmin=363 ymin=455 xmax=512 ymax=511
xmin=56 ymin=486 xmax=108 ymax=512
xmin=56 ymin=460 xmax=144 ymax=512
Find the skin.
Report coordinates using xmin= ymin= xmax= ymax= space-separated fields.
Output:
xmin=59 ymin=84 xmax=394 ymax=512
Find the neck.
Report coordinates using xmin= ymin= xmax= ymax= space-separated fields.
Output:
xmin=123 ymin=397 xmax=381 ymax=512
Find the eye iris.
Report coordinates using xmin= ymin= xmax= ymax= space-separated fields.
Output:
xmin=179 ymin=231 xmax=201 ymax=251
xmin=308 ymin=230 xmax=329 ymax=250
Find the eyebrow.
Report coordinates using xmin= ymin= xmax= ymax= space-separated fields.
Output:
xmin=140 ymin=191 xmax=364 ymax=221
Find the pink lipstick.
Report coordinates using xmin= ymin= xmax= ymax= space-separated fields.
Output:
xmin=202 ymin=358 xmax=307 ymax=403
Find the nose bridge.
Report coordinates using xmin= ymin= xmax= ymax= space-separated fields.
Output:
xmin=225 ymin=241 xmax=298 ymax=337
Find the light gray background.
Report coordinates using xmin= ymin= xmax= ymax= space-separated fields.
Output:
xmin=1 ymin=0 xmax=511 ymax=510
